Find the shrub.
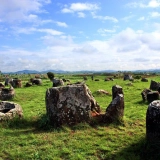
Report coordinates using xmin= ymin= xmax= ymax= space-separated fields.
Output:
xmin=47 ymin=72 xmax=55 ymax=80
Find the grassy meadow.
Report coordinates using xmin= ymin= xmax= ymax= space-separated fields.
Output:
xmin=0 ymin=73 xmax=160 ymax=160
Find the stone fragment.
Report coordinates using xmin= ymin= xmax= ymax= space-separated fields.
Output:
xmin=104 ymin=94 xmax=124 ymax=122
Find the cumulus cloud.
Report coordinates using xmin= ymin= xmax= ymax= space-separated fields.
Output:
xmin=97 ymin=28 xmax=116 ymax=37
xmin=1 ymin=26 xmax=160 ymax=72
xmin=72 ymin=44 xmax=98 ymax=54
xmin=150 ymin=11 xmax=160 ymax=17
xmin=77 ymin=12 xmax=86 ymax=18
xmin=126 ymin=0 xmax=160 ymax=8
xmin=138 ymin=16 xmax=145 ymax=21
xmin=12 ymin=27 xmax=64 ymax=36
xmin=61 ymin=2 xmax=99 ymax=13
xmin=91 ymin=12 xmax=118 ymax=23
xmin=121 ymin=15 xmax=135 ymax=22
xmin=61 ymin=2 xmax=100 ymax=19
xmin=55 ymin=21 xmax=68 ymax=27
xmin=0 ymin=0 xmax=50 ymax=22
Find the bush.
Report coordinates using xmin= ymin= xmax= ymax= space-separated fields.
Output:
xmin=47 ymin=72 xmax=55 ymax=80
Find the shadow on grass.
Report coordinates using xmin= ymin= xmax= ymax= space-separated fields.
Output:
xmin=0 ymin=113 xmax=128 ymax=133
xmin=0 ymin=117 xmax=36 ymax=129
xmin=134 ymin=100 xmax=149 ymax=106
xmin=112 ymin=137 xmax=160 ymax=160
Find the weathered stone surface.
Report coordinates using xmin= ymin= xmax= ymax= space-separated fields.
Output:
xmin=150 ymin=80 xmax=160 ymax=91
xmin=123 ymin=74 xmax=133 ymax=81
xmin=147 ymin=91 xmax=159 ymax=103
xmin=97 ymin=89 xmax=110 ymax=95
xmin=0 ymin=83 xmax=5 ymax=90
xmin=141 ymin=89 xmax=152 ymax=102
xmin=141 ymin=78 xmax=148 ymax=82
xmin=25 ymin=82 xmax=32 ymax=87
xmin=112 ymin=85 xmax=123 ymax=100
xmin=104 ymin=94 xmax=124 ymax=122
xmin=45 ymin=84 xmax=100 ymax=126
xmin=146 ymin=100 xmax=160 ymax=142
xmin=0 ymin=87 xmax=15 ymax=100
xmin=52 ymin=78 xmax=64 ymax=87
xmin=10 ymin=79 xmax=22 ymax=88
xmin=30 ymin=78 xmax=42 ymax=85
xmin=0 ymin=101 xmax=23 ymax=121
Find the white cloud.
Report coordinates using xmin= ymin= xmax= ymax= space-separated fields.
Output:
xmin=138 ymin=16 xmax=145 ymax=21
xmin=121 ymin=15 xmax=135 ymax=21
xmin=77 ymin=12 xmax=85 ymax=18
xmin=38 ymin=29 xmax=64 ymax=36
xmin=91 ymin=12 xmax=118 ymax=23
xmin=126 ymin=0 xmax=160 ymax=8
xmin=150 ymin=11 xmax=160 ymax=17
xmin=1 ymin=27 xmax=160 ymax=72
xmin=97 ymin=28 xmax=116 ymax=37
xmin=55 ymin=21 xmax=68 ymax=27
xmin=148 ymin=0 xmax=160 ymax=7
xmin=0 ymin=0 xmax=50 ymax=22
xmin=12 ymin=27 xmax=64 ymax=36
xmin=61 ymin=2 xmax=99 ymax=13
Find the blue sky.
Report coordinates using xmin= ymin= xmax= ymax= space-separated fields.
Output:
xmin=1 ymin=0 xmax=160 ymax=72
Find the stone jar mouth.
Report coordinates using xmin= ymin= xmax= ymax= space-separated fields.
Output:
xmin=0 ymin=101 xmax=23 ymax=120
xmin=0 ymin=102 xmax=15 ymax=113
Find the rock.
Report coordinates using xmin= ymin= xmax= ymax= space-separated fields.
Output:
xmin=147 ymin=91 xmax=159 ymax=103
xmin=0 ymin=83 xmax=5 ymax=90
xmin=150 ymin=80 xmax=160 ymax=91
xmin=123 ymin=74 xmax=133 ymax=81
xmin=52 ymin=78 xmax=64 ymax=87
xmin=104 ymin=94 xmax=124 ymax=122
xmin=10 ymin=79 xmax=22 ymax=88
xmin=0 ymin=87 xmax=15 ymax=100
xmin=141 ymin=78 xmax=148 ymax=82
xmin=141 ymin=89 xmax=152 ymax=101
xmin=97 ymin=89 xmax=110 ymax=95
xmin=45 ymin=84 xmax=101 ymax=126
xmin=146 ymin=100 xmax=160 ymax=142
xmin=25 ymin=82 xmax=32 ymax=87
xmin=0 ymin=101 xmax=23 ymax=121
xmin=112 ymin=85 xmax=123 ymax=100
xmin=30 ymin=78 xmax=42 ymax=85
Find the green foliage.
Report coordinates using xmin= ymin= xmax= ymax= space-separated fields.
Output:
xmin=1 ymin=74 xmax=160 ymax=159
xmin=134 ymin=75 xmax=142 ymax=79
xmin=47 ymin=72 xmax=55 ymax=80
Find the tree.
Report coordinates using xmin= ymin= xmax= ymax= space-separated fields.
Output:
xmin=47 ymin=72 xmax=55 ymax=80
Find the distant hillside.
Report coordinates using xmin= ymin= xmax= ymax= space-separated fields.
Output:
xmin=15 ymin=70 xmax=40 ymax=74
xmin=2 ymin=69 xmax=160 ymax=74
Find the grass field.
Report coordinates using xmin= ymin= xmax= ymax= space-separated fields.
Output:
xmin=0 ymin=74 xmax=160 ymax=160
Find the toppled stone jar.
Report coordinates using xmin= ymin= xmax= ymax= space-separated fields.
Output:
xmin=0 ymin=101 xmax=23 ymax=121
xmin=45 ymin=84 xmax=101 ymax=126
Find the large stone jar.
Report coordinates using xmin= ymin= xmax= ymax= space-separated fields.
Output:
xmin=45 ymin=84 xmax=100 ymax=127
xmin=146 ymin=100 xmax=160 ymax=142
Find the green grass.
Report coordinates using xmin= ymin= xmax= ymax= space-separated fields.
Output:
xmin=0 ymin=74 xmax=160 ymax=159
